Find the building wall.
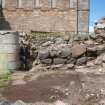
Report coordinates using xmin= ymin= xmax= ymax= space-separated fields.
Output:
xmin=1 ymin=0 xmax=89 ymax=33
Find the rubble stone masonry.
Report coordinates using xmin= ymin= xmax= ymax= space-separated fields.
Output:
xmin=1 ymin=0 xmax=89 ymax=33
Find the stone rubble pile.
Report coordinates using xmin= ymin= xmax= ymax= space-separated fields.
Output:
xmin=37 ymin=42 xmax=86 ymax=65
xmin=94 ymin=17 xmax=105 ymax=43
xmin=34 ymin=39 xmax=105 ymax=68
xmin=19 ymin=32 xmax=105 ymax=70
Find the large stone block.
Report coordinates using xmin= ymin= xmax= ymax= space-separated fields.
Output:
xmin=97 ymin=45 xmax=105 ymax=55
xmin=58 ymin=47 xmax=71 ymax=58
xmin=76 ymin=57 xmax=87 ymax=65
xmin=71 ymin=44 xmax=86 ymax=58
xmin=38 ymin=49 xmax=49 ymax=60
xmin=40 ymin=59 xmax=52 ymax=64
xmin=50 ymin=50 xmax=59 ymax=58
xmin=53 ymin=58 xmax=67 ymax=64
xmin=66 ymin=58 xmax=77 ymax=64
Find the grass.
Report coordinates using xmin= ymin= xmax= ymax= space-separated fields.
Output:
xmin=28 ymin=32 xmax=65 ymax=44
xmin=27 ymin=31 xmax=90 ymax=46
xmin=0 ymin=72 xmax=11 ymax=88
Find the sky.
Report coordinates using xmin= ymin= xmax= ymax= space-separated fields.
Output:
xmin=90 ymin=0 xmax=105 ymax=32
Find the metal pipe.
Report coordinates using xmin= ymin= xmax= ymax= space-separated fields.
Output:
xmin=0 ymin=0 xmax=2 ymax=17
xmin=88 ymin=0 xmax=90 ymax=33
xmin=76 ymin=0 xmax=78 ymax=34
xmin=76 ymin=0 xmax=90 ymax=34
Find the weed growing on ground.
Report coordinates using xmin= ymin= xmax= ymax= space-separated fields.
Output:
xmin=0 ymin=72 xmax=11 ymax=88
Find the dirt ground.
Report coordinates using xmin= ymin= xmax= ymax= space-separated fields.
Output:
xmin=1 ymin=67 xmax=105 ymax=105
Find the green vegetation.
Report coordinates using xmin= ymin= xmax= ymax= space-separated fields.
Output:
xmin=28 ymin=32 xmax=74 ymax=44
xmin=28 ymin=31 xmax=89 ymax=45
xmin=0 ymin=72 xmax=11 ymax=88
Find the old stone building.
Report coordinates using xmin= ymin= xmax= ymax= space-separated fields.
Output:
xmin=0 ymin=0 xmax=89 ymax=33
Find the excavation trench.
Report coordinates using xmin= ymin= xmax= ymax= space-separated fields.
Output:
xmin=1 ymin=71 xmax=105 ymax=105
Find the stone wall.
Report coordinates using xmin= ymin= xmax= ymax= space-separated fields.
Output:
xmin=1 ymin=0 xmax=89 ymax=33
xmin=30 ymin=34 xmax=105 ymax=69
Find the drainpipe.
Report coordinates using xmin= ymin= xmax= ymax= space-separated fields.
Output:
xmin=88 ymin=0 xmax=90 ymax=34
xmin=0 ymin=0 xmax=2 ymax=27
xmin=76 ymin=0 xmax=90 ymax=35
xmin=0 ymin=0 xmax=2 ymax=17
xmin=76 ymin=0 xmax=78 ymax=35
